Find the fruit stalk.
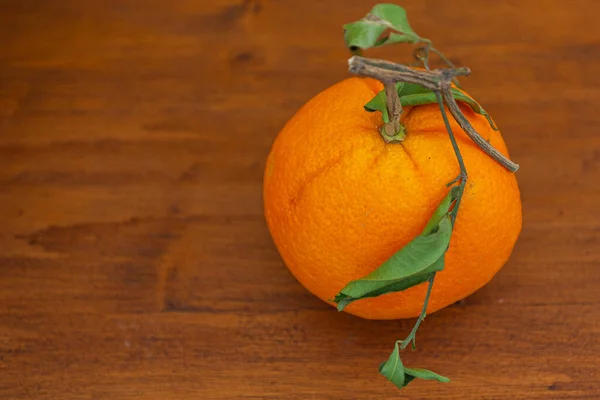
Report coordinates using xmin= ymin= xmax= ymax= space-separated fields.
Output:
xmin=380 ymin=82 xmax=404 ymax=142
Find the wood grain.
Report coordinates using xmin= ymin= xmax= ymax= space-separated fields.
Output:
xmin=1 ymin=1 xmax=599 ymax=399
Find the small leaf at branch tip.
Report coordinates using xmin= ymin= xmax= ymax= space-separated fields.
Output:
xmin=334 ymin=295 xmax=354 ymax=311
xmin=379 ymin=341 xmax=406 ymax=388
xmin=405 ymin=367 xmax=451 ymax=383
xmin=343 ymin=3 xmax=423 ymax=50
xmin=379 ymin=342 xmax=450 ymax=390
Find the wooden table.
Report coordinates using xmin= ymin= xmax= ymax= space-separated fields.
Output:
xmin=1 ymin=1 xmax=599 ymax=399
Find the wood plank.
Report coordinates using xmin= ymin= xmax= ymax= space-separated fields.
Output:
xmin=1 ymin=0 xmax=599 ymax=399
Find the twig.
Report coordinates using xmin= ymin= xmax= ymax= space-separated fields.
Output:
xmin=349 ymin=56 xmax=469 ymax=91
xmin=347 ymin=56 xmax=519 ymax=173
xmin=400 ymin=274 xmax=435 ymax=350
xmin=441 ymin=86 xmax=519 ymax=172
xmin=414 ymin=46 xmax=462 ymax=88
xmin=434 ymin=91 xmax=468 ymax=224
xmin=398 ymin=72 xmax=470 ymax=353
xmin=398 ymin=78 xmax=471 ymax=353
xmin=422 ymin=55 xmax=468 ymax=225
xmin=430 ymin=47 xmax=457 ymax=69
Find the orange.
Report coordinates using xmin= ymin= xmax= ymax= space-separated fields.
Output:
xmin=263 ymin=77 xmax=522 ymax=320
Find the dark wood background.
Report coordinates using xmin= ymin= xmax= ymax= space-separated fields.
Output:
xmin=1 ymin=1 xmax=599 ymax=399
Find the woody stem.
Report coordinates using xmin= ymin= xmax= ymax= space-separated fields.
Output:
xmin=381 ymin=82 xmax=403 ymax=141
xmin=347 ymin=56 xmax=519 ymax=173
xmin=441 ymin=86 xmax=519 ymax=172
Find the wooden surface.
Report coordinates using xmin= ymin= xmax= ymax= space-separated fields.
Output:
xmin=1 ymin=1 xmax=599 ymax=399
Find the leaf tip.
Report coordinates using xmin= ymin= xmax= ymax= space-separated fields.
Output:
xmin=334 ymin=294 xmax=354 ymax=311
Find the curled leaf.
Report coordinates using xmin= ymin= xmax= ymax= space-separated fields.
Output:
xmin=379 ymin=341 xmax=450 ymax=390
xmin=344 ymin=21 xmax=387 ymax=51
xmin=378 ymin=341 xmax=405 ymax=387
xmin=405 ymin=367 xmax=451 ymax=383
xmin=333 ymin=187 xmax=459 ymax=311
xmin=364 ymin=89 xmax=389 ymax=123
xmin=344 ymin=4 xmax=426 ymax=50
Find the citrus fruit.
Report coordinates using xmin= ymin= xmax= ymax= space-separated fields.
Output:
xmin=263 ymin=76 xmax=522 ymax=320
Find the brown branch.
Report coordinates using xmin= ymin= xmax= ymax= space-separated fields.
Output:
xmin=441 ymin=86 xmax=519 ymax=172
xmin=347 ymin=56 xmax=519 ymax=173
xmin=381 ymin=82 xmax=403 ymax=140
xmin=349 ymin=56 xmax=470 ymax=90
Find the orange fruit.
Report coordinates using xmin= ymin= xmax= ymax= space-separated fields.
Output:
xmin=263 ymin=77 xmax=522 ymax=320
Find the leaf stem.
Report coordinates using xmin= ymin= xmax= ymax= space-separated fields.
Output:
xmin=414 ymin=45 xmax=461 ymax=87
xmin=398 ymin=54 xmax=469 ymax=354
xmin=446 ymin=175 xmax=461 ymax=187
xmin=434 ymin=90 xmax=468 ymax=224
xmin=420 ymin=45 xmax=468 ymax=223
xmin=398 ymin=76 xmax=470 ymax=353
xmin=430 ymin=47 xmax=456 ymax=69
xmin=400 ymin=273 xmax=436 ymax=350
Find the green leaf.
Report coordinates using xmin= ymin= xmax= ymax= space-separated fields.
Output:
xmin=370 ymin=4 xmax=417 ymax=37
xmin=364 ymin=89 xmax=389 ymax=123
xmin=375 ymin=31 xmax=416 ymax=46
xmin=343 ymin=4 xmax=425 ymax=50
xmin=370 ymin=4 xmax=420 ymax=45
xmin=422 ymin=186 xmax=459 ymax=234
xmin=334 ymin=219 xmax=450 ymax=310
xmin=343 ymin=21 xmax=387 ymax=50
xmin=364 ymin=83 xmax=499 ymax=131
xmin=397 ymin=82 xmax=428 ymax=97
xmin=403 ymin=87 xmax=498 ymax=131
xmin=379 ymin=342 xmax=450 ymax=390
xmin=333 ymin=187 xmax=459 ymax=311
xmin=405 ymin=367 xmax=451 ymax=383
xmin=363 ymin=82 xmax=421 ymax=121
xmin=378 ymin=341 xmax=406 ymax=388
